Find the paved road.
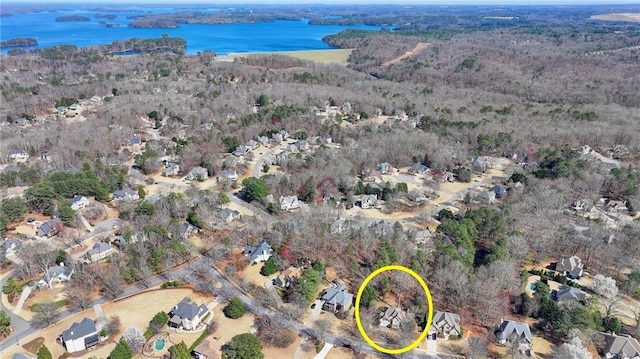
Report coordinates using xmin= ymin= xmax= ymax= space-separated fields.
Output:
xmin=0 ymin=262 xmax=190 ymax=350
xmin=229 ymin=192 xmax=276 ymax=225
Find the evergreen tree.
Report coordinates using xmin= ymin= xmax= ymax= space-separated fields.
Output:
xmin=37 ymin=345 xmax=53 ymax=359
xmin=109 ymin=339 xmax=132 ymax=359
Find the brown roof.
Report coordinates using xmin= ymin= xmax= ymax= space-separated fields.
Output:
xmin=193 ymin=337 xmax=219 ymax=359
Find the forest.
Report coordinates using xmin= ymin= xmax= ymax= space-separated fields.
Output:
xmin=1 ymin=4 xmax=640 ymax=358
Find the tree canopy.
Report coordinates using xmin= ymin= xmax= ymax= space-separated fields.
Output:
xmin=222 ymin=333 xmax=264 ymax=359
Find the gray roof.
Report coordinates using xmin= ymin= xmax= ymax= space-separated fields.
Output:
xmin=87 ymin=242 xmax=111 ymax=256
xmin=430 ymin=311 xmax=461 ymax=334
xmin=61 ymin=317 xmax=97 ymax=341
xmin=70 ymin=195 xmax=86 ymax=204
xmin=554 ymin=285 xmax=586 ymax=302
xmin=39 ymin=218 xmax=63 ymax=235
xmin=496 ymin=320 xmax=532 ymax=343
xmin=47 ymin=264 xmax=73 ymax=278
xmin=12 ymin=353 xmax=33 ymax=359
xmin=216 ymin=208 xmax=240 ymax=220
xmin=170 ymin=299 xmax=208 ymax=321
xmin=113 ymin=188 xmax=136 ymax=198
xmin=321 ymin=283 xmax=353 ymax=308
xmin=556 ymin=256 xmax=583 ymax=276
xmin=244 ymin=241 xmax=273 ymax=262
xmin=601 ymin=333 xmax=640 ymax=358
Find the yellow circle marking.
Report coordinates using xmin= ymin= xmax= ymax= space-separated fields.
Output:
xmin=354 ymin=265 xmax=433 ymax=355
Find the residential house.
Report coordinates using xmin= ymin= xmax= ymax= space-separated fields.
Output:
xmin=357 ymin=194 xmax=380 ymax=209
xmin=379 ymin=307 xmax=410 ymax=330
xmin=192 ymin=337 xmax=217 ymax=359
xmin=377 ymin=162 xmax=398 ymax=174
xmin=38 ymin=262 xmax=74 ymax=289
xmin=60 ymin=317 xmax=99 ymax=353
xmin=162 ymin=163 xmax=180 ymax=177
xmin=491 ymin=185 xmax=508 ymax=199
xmin=295 ymin=140 xmax=310 ymax=152
xmin=271 ymin=133 xmax=283 ymax=145
xmin=246 ymin=139 xmax=260 ymax=149
xmin=2 ymin=238 xmax=20 ymax=257
xmin=552 ymin=285 xmax=586 ymax=303
xmin=330 ymin=217 xmax=353 ymax=235
xmin=9 ymin=149 xmax=29 ymax=161
xmin=321 ymin=283 xmax=353 ymax=312
xmin=180 ymin=222 xmax=199 ymax=239
xmin=256 ymin=136 xmax=269 ymax=147
xmin=129 ymin=135 xmax=142 ymax=148
xmin=369 ymin=220 xmax=394 ymax=238
xmin=482 ymin=190 xmax=497 ymax=204
xmin=579 ymin=145 xmax=596 ymax=155
xmin=37 ymin=218 xmax=63 ymax=237
xmin=184 ymin=167 xmax=208 ymax=181
xmin=112 ymin=188 xmax=139 ymax=201
xmin=599 ymin=333 xmax=640 ymax=359
xmin=495 ymin=319 xmax=532 ymax=352
xmin=244 ymin=241 xmax=273 ymax=263
xmin=279 ymin=130 xmax=290 ymax=140
xmin=233 ymin=145 xmax=250 ymax=157
xmin=217 ymin=169 xmax=238 ymax=183
xmin=432 ymin=170 xmax=454 ymax=183
xmin=361 ymin=169 xmax=383 ymax=183
xmin=472 ymin=156 xmax=487 ymax=172
xmin=429 ymin=311 xmax=462 ymax=339
xmin=409 ymin=163 xmax=429 ymax=175
xmin=216 ymin=208 xmax=240 ymax=224
xmin=272 ymin=267 xmax=301 ymax=290
xmin=407 ymin=190 xmax=429 ymax=203
xmin=168 ymin=298 xmax=209 ymax=331
xmin=286 ymin=144 xmax=299 ymax=154
xmin=279 ymin=195 xmax=300 ymax=211
xmin=606 ymin=199 xmax=628 ymax=213
xmin=411 ymin=229 xmax=433 ymax=245
xmin=85 ymin=242 xmax=114 ymax=262
xmin=69 ymin=195 xmax=90 ymax=211
xmin=556 ymin=256 xmax=584 ymax=279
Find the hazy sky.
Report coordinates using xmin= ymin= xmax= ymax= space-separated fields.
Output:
xmin=5 ymin=0 xmax=640 ymax=5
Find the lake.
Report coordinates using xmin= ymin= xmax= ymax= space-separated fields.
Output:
xmin=0 ymin=7 xmax=380 ymax=55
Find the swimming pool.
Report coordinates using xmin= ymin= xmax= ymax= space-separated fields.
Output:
xmin=155 ymin=338 xmax=165 ymax=350
xmin=530 ymin=283 xmax=537 ymax=291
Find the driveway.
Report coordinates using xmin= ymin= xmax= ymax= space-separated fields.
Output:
xmin=307 ymin=300 xmax=324 ymax=323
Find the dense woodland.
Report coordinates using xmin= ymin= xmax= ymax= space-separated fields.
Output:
xmin=2 ymin=5 xmax=640 ymax=357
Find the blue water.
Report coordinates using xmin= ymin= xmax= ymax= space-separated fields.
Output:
xmin=530 ymin=283 xmax=536 ymax=290
xmin=155 ymin=338 xmax=165 ymax=350
xmin=0 ymin=7 xmax=380 ymax=55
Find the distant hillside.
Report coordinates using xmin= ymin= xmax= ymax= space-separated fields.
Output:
xmin=55 ymin=15 xmax=91 ymax=22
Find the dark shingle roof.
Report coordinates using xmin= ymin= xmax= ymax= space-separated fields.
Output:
xmin=61 ymin=318 xmax=97 ymax=341
xmin=170 ymin=299 xmax=208 ymax=321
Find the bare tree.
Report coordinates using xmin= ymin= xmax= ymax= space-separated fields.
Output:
xmin=122 ymin=326 xmax=146 ymax=353
xmin=33 ymin=302 xmax=60 ymax=328
xmin=313 ymin=318 xmax=332 ymax=341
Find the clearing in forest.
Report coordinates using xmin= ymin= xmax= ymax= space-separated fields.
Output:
xmin=382 ymin=42 xmax=430 ymax=66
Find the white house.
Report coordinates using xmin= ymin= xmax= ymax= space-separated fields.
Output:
xmin=9 ymin=150 xmax=29 ymax=161
xmin=69 ymin=195 xmax=90 ymax=211
xmin=168 ymin=298 xmax=210 ymax=331
xmin=38 ymin=262 xmax=74 ymax=289
xmin=60 ymin=317 xmax=99 ymax=353
xmin=279 ymin=195 xmax=300 ymax=211
xmin=217 ymin=169 xmax=238 ymax=183
xmin=243 ymin=241 xmax=273 ymax=263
